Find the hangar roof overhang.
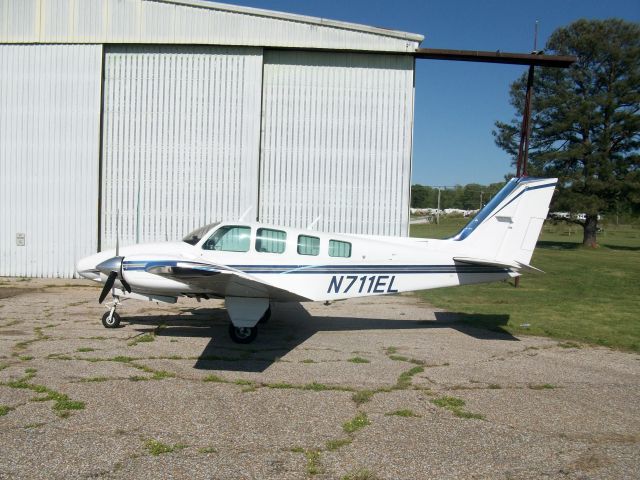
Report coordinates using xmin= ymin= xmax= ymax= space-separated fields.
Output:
xmin=0 ymin=0 xmax=423 ymax=52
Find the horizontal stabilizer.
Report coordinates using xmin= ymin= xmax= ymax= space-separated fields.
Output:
xmin=453 ymin=257 xmax=544 ymax=273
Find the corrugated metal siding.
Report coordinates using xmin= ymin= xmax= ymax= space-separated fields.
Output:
xmin=259 ymin=51 xmax=414 ymax=236
xmin=0 ymin=44 xmax=102 ymax=277
xmin=0 ymin=0 xmax=422 ymax=52
xmin=101 ymin=45 xmax=262 ymax=249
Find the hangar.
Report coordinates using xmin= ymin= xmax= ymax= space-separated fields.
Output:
xmin=0 ymin=0 xmax=422 ymax=277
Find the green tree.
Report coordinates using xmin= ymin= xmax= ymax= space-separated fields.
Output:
xmin=494 ymin=19 xmax=640 ymax=247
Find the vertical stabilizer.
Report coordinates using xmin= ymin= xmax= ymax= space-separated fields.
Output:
xmin=452 ymin=178 xmax=557 ymax=265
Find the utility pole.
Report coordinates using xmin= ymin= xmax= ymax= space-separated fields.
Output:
xmin=480 ymin=191 xmax=484 ymax=210
xmin=515 ymin=21 xmax=540 ymax=288
xmin=436 ymin=187 xmax=441 ymax=225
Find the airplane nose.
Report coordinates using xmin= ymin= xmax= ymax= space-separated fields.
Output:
xmin=76 ymin=254 xmax=103 ymax=280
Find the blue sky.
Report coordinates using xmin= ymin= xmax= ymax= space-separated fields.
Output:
xmin=228 ymin=0 xmax=639 ymax=186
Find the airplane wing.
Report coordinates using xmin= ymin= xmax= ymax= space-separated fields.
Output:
xmin=453 ymin=257 xmax=544 ymax=273
xmin=143 ymin=260 xmax=311 ymax=302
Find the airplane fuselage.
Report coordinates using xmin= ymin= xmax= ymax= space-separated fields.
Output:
xmin=78 ymin=224 xmax=513 ymax=303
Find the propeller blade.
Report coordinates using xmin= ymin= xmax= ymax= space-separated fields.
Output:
xmin=120 ymin=277 xmax=132 ymax=293
xmin=99 ymin=271 xmax=118 ymax=304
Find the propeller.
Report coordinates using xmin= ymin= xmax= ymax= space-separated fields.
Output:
xmin=96 ymin=256 xmax=132 ymax=303
xmin=97 ymin=210 xmax=131 ymax=303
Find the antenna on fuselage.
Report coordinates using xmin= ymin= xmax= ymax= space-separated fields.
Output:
xmin=115 ymin=209 xmax=120 ymax=256
xmin=307 ymin=216 xmax=321 ymax=230
xmin=238 ymin=206 xmax=253 ymax=222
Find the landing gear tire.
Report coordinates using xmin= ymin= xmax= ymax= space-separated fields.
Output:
xmin=102 ymin=311 xmax=121 ymax=328
xmin=228 ymin=324 xmax=258 ymax=344
xmin=258 ymin=306 xmax=272 ymax=325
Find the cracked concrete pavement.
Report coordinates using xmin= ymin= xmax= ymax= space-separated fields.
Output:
xmin=0 ymin=278 xmax=638 ymax=479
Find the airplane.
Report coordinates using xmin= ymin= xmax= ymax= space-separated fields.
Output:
xmin=76 ymin=176 xmax=557 ymax=343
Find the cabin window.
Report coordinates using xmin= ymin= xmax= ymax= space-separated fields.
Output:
xmin=202 ymin=225 xmax=251 ymax=252
xmin=297 ymin=235 xmax=320 ymax=256
xmin=329 ymin=240 xmax=351 ymax=258
xmin=256 ymin=228 xmax=287 ymax=254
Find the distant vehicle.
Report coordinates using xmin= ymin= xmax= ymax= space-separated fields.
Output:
xmin=77 ymin=177 xmax=556 ymax=343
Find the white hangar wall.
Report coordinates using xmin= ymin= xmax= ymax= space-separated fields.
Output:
xmin=260 ymin=51 xmax=414 ymax=236
xmin=0 ymin=44 xmax=102 ymax=277
xmin=101 ymin=45 xmax=263 ymax=250
xmin=0 ymin=0 xmax=423 ymax=278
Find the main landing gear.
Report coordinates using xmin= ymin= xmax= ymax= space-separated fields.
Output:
xmin=227 ymin=304 xmax=271 ymax=344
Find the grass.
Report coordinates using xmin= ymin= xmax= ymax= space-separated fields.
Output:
xmin=411 ymin=220 xmax=640 ymax=352
xmin=265 ymin=382 xmax=295 ymax=389
xmin=198 ymin=446 xmax=217 ymax=454
xmin=305 ymin=449 xmax=323 ymax=475
xmin=351 ymin=390 xmax=374 ymax=406
xmin=385 ymin=409 xmax=420 ymax=417
xmin=202 ymin=374 xmax=226 ymax=383
xmin=4 ymin=371 xmax=85 ymax=415
xmin=0 ymin=405 xmax=14 ymax=416
xmin=343 ymin=412 xmax=370 ymax=434
xmin=144 ymin=439 xmax=187 ymax=456
xmin=128 ymin=333 xmax=155 ymax=347
xmin=341 ymin=469 xmax=379 ymax=480
xmin=529 ymin=383 xmax=556 ymax=390
xmin=388 ymin=354 xmax=409 ymax=362
xmin=150 ymin=370 xmax=175 ymax=380
xmin=76 ymin=347 xmax=95 ymax=353
xmin=303 ymin=382 xmax=330 ymax=391
xmin=347 ymin=356 xmax=370 ymax=364
xmin=395 ymin=366 xmax=424 ymax=389
xmin=431 ymin=395 xmax=484 ymax=420
xmin=325 ymin=438 xmax=352 ymax=451
xmin=80 ymin=376 xmax=110 ymax=383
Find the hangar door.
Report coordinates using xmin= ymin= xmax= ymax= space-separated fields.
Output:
xmin=101 ymin=46 xmax=263 ymax=249
xmin=0 ymin=45 xmax=102 ymax=277
xmin=259 ymin=51 xmax=414 ymax=236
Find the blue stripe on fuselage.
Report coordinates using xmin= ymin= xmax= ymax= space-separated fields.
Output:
xmin=122 ymin=261 xmax=509 ymax=275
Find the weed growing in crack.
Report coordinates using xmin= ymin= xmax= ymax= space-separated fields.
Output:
xmin=431 ymin=396 xmax=484 ymax=420
xmin=351 ymin=390 xmax=374 ymax=406
xmin=395 ymin=366 xmax=424 ymax=389
xmin=343 ymin=412 xmax=370 ymax=434
xmin=304 ymin=449 xmax=323 ymax=475
xmin=128 ymin=333 xmax=155 ymax=347
xmin=348 ymin=357 xmax=370 ymax=364
xmin=144 ymin=439 xmax=187 ymax=456
xmin=385 ymin=409 xmax=420 ymax=417
xmin=325 ymin=438 xmax=352 ymax=451
xmin=341 ymin=468 xmax=379 ymax=480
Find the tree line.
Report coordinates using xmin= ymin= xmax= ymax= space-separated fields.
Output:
xmin=411 ymin=183 xmax=505 ymax=210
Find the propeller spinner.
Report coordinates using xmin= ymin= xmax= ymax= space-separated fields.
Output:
xmin=96 ymin=256 xmax=132 ymax=303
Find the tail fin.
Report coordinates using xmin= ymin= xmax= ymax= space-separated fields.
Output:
xmin=451 ymin=177 xmax=557 ymax=266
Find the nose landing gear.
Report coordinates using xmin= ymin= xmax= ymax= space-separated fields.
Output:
xmin=101 ymin=298 xmax=122 ymax=328
xmin=102 ymin=310 xmax=121 ymax=328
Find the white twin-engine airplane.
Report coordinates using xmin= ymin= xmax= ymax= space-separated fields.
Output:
xmin=77 ymin=177 xmax=556 ymax=343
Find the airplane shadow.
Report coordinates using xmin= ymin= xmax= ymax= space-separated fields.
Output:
xmin=122 ymin=303 xmax=515 ymax=372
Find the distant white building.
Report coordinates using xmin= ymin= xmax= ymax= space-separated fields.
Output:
xmin=0 ymin=0 xmax=423 ymax=277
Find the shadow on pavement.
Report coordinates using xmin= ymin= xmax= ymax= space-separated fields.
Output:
xmin=122 ymin=303 xmax=516 ymax=372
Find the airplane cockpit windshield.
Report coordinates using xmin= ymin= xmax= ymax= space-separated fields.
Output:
xmin=182 ymin=222 xmax=220 ymax=246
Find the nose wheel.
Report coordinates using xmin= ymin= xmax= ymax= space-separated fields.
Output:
xmin=102 ymin=310 xmax=121 ymax=328
xmin=101 ymin=298 xmax=123 ymax=328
